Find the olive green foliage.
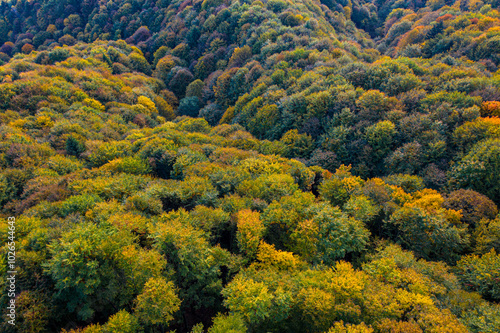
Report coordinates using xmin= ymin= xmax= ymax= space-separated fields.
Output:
xmin=449 ymin=139 xmax=500 ymax=204
xmin=456 ymin=250 xmax=500 ymax=302
xmin=0 ymin=0 xmax=499 ymax=332
xmin=134 ymin=278 xmax=181 ymax=326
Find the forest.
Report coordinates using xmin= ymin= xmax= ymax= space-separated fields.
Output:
xmin=0 ymin=0 xmax=499 ymax=332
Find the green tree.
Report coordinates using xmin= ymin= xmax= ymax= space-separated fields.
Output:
xmin=134 ymin=277 xmax=181 ymax=327
xmin=44 ymin=224 xmax=132 ymax=320
xmin=448 ymin=139 xmax=500 ymax=204
xmin=261 ymin=191 xmax=316 ymax=250
xmin=185 ymin=79 xmax=204 ymax=100
xmin=291 ymin=204 xmax=370 ymax=264
xmin=365 ymin=120 xmax=397 ymax=161
xmin=236 ymin=174 xmax=299 ymax=203
xmin=222 ymin=276 xmax=292 ymax=328
xmin=236 ymin=209 xmax=265 ymax=259
xmin=177 ymin=97 xmax=201 ymax=117
xmin=208 ymin=313 xmax=247 ymax=333
xmin=456 ymin=250 xmax=500 ymax=302
xmin=388 ymin=206 xmax=467 ymax=262
xmin=129 ymin=52 xmax=152 ymax=75
xmin=151 ymin=211 xmax=231 ymax=312
xmin=104 ymin=310 xmax=141 ymax=333
xmin=228 ymin=46 xmax=252 ymax=67
xmin=319 ymin=165 xmax=364 ymax=207
xmin=280 ymin=129 xmax=314 ymax=158
xmin=154 ymin=56 xmax=177 ymax=83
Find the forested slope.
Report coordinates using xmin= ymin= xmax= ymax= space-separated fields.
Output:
xmin=0 ymin=1 xmax=498 ymax=194
xmin=0 ymin=0 xmax=498 ymax=332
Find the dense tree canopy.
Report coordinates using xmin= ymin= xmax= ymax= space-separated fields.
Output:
xmin=0 ymin=0 xmax=499 ymax=332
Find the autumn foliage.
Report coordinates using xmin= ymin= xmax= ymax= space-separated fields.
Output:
xmin=0 ymin=0 xmax=498 ymax=332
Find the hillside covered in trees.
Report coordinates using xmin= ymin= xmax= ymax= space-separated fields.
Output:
xmin=0 ymin=0 xmax=499 ymax=332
